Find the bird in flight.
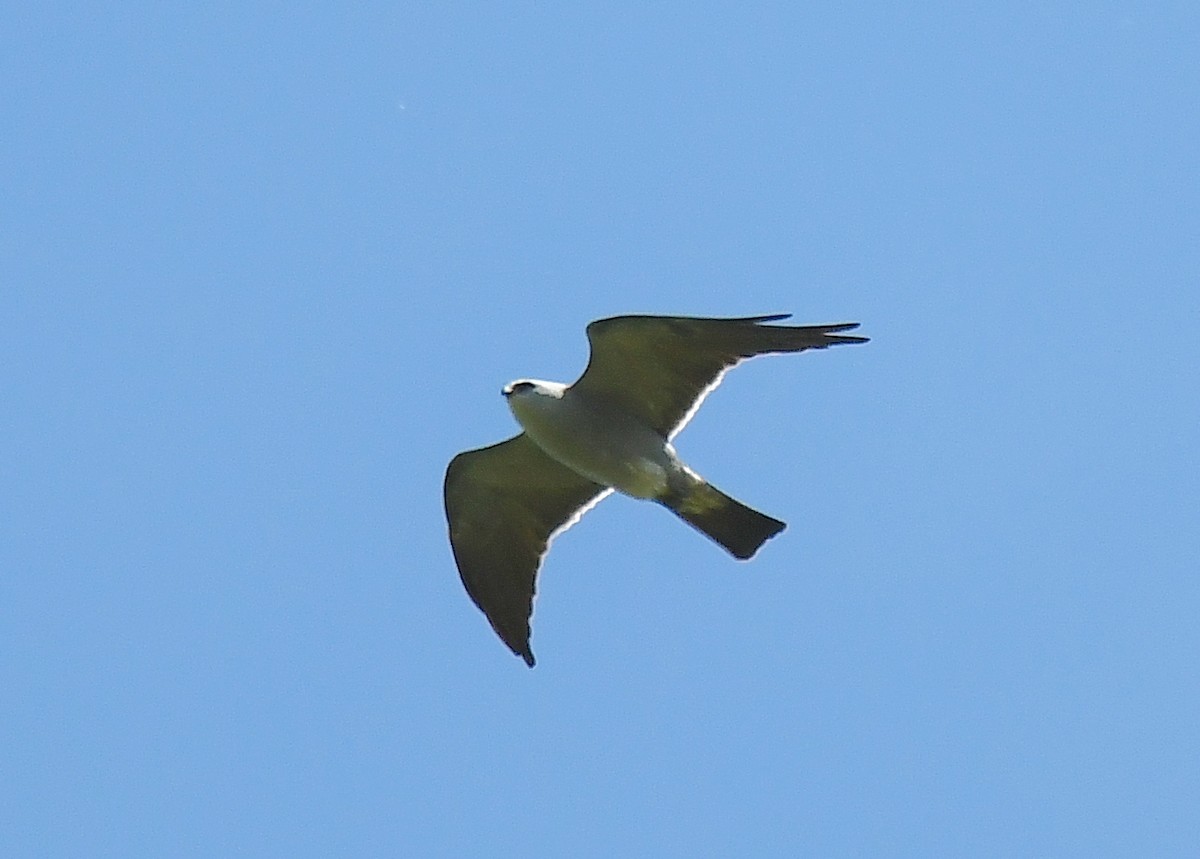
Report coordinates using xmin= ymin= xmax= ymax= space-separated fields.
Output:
xmin=443 ymin=313 xmax=868 ymax=666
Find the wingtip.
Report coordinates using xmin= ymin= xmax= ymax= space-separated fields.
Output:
xmin=822 ymin=322 xmax=869 ymax=345
xmin=500 ymin=634 xmax=536 ymax=666
xmin=501 ymin=632 xmax=536 ymax=667
xmin=752 ymin=317 xmax=868 ymax=344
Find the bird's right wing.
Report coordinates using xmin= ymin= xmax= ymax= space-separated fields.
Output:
xmin=444 ymin=434 xmax=610 ymax=666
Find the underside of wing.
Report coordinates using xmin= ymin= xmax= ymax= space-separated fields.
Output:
xmin=443 ymin=434 xmax=609 ymax=666
xmin=573 ymin=314 xmax=868 ymax=437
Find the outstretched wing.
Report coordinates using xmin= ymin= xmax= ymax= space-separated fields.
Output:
xmin=444 ymin=434 xmax=610 ymax=666
xmin=572 ymin=314 xmax=868 ymax=438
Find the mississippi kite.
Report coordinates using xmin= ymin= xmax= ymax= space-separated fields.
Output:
xmin=444 ymin=313 xmax=868 ymax=666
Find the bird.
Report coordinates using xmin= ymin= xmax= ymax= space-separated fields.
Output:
xmin=443 ymin=313 xmax=868 ymax=666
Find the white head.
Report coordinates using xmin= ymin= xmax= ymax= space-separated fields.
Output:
xmin=501 ymin=379 xmax=567 ymax=400
xmin=502 ymin=379 xmax=567 ymax=430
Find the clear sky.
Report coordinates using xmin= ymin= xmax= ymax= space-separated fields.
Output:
xmin=4 ymin=4 xmax=1198 ymax=856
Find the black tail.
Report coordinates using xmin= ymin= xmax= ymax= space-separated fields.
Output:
xmin=660 ymin=483 xmax=785 ymax=560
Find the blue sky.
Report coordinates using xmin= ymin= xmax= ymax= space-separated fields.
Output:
xmin=4 ymin=3 xmax=1198 ymax=856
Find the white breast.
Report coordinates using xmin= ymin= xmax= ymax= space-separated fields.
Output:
xmin=507 ymin=386 xmax=673 ymax=499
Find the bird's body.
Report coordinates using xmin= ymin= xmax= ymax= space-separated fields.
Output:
xmin=504 ymin=379 xmax=677 ymax=500
xmin=444 ymin=313 xmax=868 ymax=666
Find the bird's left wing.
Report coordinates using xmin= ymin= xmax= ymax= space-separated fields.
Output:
xmin=444 ymin=433 xmax=610 ymax=666
xmin=572 ymin=314 xmax=868 ymax=439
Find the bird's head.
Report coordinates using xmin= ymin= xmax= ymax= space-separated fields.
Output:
xmin=501 ymin=379 xmax=566 ymax=400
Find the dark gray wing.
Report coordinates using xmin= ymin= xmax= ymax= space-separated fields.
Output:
xmin=572 ymin=314 xmax=868 ymax=438
xmin=444 ymin=434 xmax=610 ymax=666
